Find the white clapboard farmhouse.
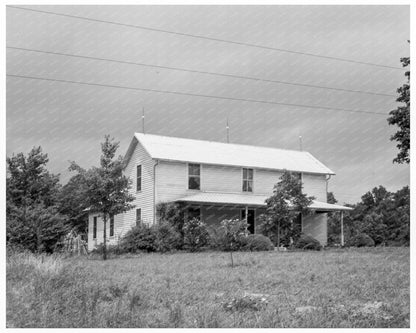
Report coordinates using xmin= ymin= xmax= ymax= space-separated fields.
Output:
xmin=87 ymin=133 xmax=351 ymax=250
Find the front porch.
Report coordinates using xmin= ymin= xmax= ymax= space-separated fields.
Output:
xmin=175 ymin=191 xmax=352 ymax=246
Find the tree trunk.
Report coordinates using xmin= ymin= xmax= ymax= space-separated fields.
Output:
xmin=277 ymin=221 xmax=280 ymax=248
xmin=103 ymin=214 xmax=107 ymax=260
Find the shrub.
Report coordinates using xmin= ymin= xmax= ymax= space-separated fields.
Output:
xmin=212 ymin=219 xmax=249 ymax=251
xmin=183 ymin=218 xmax=210 ymax=252
xmin=244 ymin=234 xmax=274 ymax=251
xmin=156 ymin=202 xmax=186 ymax=235
xmin=119 ymin=224 xmax=156 ymax=253
xmin=153 ymin=221 xmax=182 ymax=253
xmin=91 ymin=243 xmax=122 ymax=256
xmin=295 ymin=234 xmax=322 ymax=250
xmin=350 ymin=233 xmax=375 ymax=247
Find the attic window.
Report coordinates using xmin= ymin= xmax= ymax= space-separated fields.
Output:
xmin=242 ymin=168 xmax=253 ymax=192
xmin=188 ymin=164 xmax=200 ymax=190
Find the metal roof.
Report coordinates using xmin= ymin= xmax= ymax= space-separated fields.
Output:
xmin=132 ymin=133 xmax=335 ymax=175
xmin=176 ymin=192 xmax=352 ymax=211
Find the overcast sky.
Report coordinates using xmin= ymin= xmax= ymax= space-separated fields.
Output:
xmin=6 ymin=5 xmax=410 ymax=204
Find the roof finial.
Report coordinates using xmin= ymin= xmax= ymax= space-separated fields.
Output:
xmin=299 ymin=135 xmax=303 ymax=151
xmin=226 ymin=117 xmax=230 ymax=143
xmin=142 ymin=107 xmax=145 ymax=134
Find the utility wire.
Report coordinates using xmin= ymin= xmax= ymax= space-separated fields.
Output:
xmin=7 ymin=46 xmax=396 ymax=98
xmin=8 ymin=5 xmax=403 ymax=70
xmin=7 ymin=74 xmax=389 ymax=116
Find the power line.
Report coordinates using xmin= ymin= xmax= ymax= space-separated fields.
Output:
xmin=7 ymin=73 xmax=389 ymax=116
xmin=8 ymin=5 xmax=403 ymax=71
xmin=7 ymin=46 xmax=396 ymax=98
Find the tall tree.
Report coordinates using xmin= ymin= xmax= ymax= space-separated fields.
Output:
xmin=6 ymin=147 xmax=68 ymax=252
xmin=258 ymin=171 xmax=314 ymax=246
xmin=58 ymin=174 xmax=90 ymax=234
xmin=341 ymin=186 xmax=409 ymax=246
xmin=69 ymin=135 xmax=135 ymax=260
xmin=388 ymin=52 xmax=410 ymax=164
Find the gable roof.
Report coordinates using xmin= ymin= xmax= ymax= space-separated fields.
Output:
xmin=125 ymin=133 xmax=335 ymax=175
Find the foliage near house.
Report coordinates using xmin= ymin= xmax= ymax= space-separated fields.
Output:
xmin=328 ymin=186 xmax=410 ymax=247
xmin=295 ymin=234 xmax=322 ymax=251
xmin=213 ymin=219 xmax=249 ymax=251
xmin=183 ymin=218 xmax=211 ymax=252
xmin=69 ymin=135 xmax=135 ymax=260
xmin=258 ymin=171 xmax=314 ymax=247
xmin=387 ymin=53 xmax=410 ymax=164
xmin=156 ymin=202 xmax=186 ymax=244
xmin=153 ymin=221 xmax=182 ymax=253
xmin=58 ymin=174 xmax=90 ymax=234
xmin=119 ymin=224 xmax=157 ymax=253
xmin=348 ymin=233 xmax=375 ymax=247
xmin=6 ymin=147 xmax=68 ymax=253
xmin=244 ymin=234 xmax=274 ymax=251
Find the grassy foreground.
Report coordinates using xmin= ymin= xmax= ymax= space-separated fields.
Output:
xmin=7 ymin=247 xmax=409 ymax=328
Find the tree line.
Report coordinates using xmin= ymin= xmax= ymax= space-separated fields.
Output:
xmin=6 ymin=139 xmax=410 ymax=256
xmin=327 ymin=186 xmax=410 ymax=247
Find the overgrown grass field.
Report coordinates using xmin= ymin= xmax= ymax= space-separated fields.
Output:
xmin=7 ymin=247 xmax=409 ymax=328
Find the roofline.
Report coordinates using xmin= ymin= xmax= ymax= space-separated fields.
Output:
xmin=123 ymin=135 xmax=154 ymax=169
xmin=151 ymin=157 xmax=335 ymax=176
xmin=131 ymin=132 xmax=336 ymax=175
xmin=134 ymin=132 xmax=317 ymax=155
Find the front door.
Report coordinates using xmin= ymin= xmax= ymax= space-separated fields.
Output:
xmin=241 ymin=209 xmax=255 ymax=234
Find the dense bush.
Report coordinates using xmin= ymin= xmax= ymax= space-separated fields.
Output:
xmin=156 ymin=202 xmax=186 ymax=235
xmin=153 ymin=221 xmax=182 ymax=253
xmin=91 ymin=243 xmax=122 ymax=256
xmin=329 ymin=186 xmax=409 ymax=247
xmin=244 ymin=234 xmax=274 ymax=251
xmin=349 ymin=233 xmax=375 ymax=247
xmin=211 ymin=219 xmax=249 ymax=251
xmin=119 ymin=224 xmax=156 ymax=253
xmin=295 ymin=234 xmax=322 ymax=251
xmin=183 ymin=218 xmax=210 ymax=252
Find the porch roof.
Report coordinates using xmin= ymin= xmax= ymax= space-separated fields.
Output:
xmin=175 ymin=192 xmax=353 ymax=211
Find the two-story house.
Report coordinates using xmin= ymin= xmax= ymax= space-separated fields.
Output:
xmin=87 ymin=133 xmax=351 ymax=250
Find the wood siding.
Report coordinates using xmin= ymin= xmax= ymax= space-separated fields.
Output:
xmin=255 ymin=169 xmax=283 ymax=194
xmin=123 ymin=140 xmax=155 ymax=226
xmin=87 ymin=139 xmax=155 ymax=250
xmin=302 ymin=213 xmax=328 ymax=246
xmin=156 ymin=162 xmax=300 ymax=198
xmin=302 ymin=173 xmax=327 ymax=201
xmin=87 ymin=214 xmax=124 ymax=251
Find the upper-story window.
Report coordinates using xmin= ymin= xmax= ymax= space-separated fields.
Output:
xmin=136 ymin=165 xmax=142 ymax=191
xmin=188 ymin=163 xmax=200 ymax=190
xmin=93 ymin=216 xmax=97 ymax=239
xmin=242 ymin=168 xmax=253 ymax=192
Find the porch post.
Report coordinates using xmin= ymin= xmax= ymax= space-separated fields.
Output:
xmin=245 ymin=205 xmax=248 ymax=228
xmin=340 ymin=211 xmax=344 ymax=247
